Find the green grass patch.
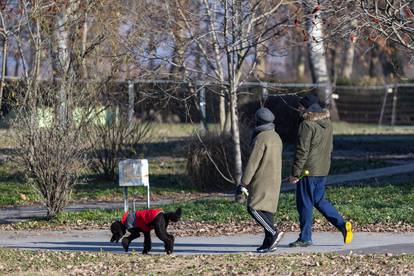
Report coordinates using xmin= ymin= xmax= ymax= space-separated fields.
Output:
xmin=0 ymin=162 xmax=41 ymax=206
xmin=8 ymin=182 xmax=413 ymax=230
xmin=73 ymin=158 xmax=196 ymax=201
xmin=0 ymin=158 xmax=196 ymax=206
xmin=165 ymin=181 xmax=414 ymax=225
xmin=332 ymin=122 xmax=414 ymax=135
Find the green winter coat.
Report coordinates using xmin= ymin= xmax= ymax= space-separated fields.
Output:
xmin=241 ymin=130 xmax=283 ymax=213
xmin=292 ymin=109 xmax=333 ymax=177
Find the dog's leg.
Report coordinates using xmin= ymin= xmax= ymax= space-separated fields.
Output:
xmin=152 ymin=214 xmax=174 ymax=254
xmin=122 ymin=230 xmax=140 ymax=252
xmin=142 ymin=231 xmax=152 ymax=254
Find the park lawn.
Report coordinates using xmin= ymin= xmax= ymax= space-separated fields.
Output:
xmin=0 ymin=157 xmax=395 ymax=207
xmin=332 ymin=122 xmax=414 ymax=135
xmin=0 ymin=249 xmax=412 ymax=275
xmin=4 ymin=181 xmax=413 ymax=231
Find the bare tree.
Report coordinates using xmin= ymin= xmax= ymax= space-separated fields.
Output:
xmin=10 ymin=0 xmax=111 ymax=219
xmin=13 ymin=82 xmax=102 ymax=219
xmin=0 ymin=2 xmax=12 ymax=115
xmin=302 ymin=0 xmax=334 ymax=107
xmin=359 ymin=1 xmax=414 ymax=51
xmin=121 ymin=0 xmax=294 ymax=184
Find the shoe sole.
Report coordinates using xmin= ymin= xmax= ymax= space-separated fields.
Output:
xmin=288 ymin=242 xmax=312 ymax=247
xmin=345 ymin=221 xmax=353 ymax=244
xmin=268 ymin=232 xmax=285 ymax=252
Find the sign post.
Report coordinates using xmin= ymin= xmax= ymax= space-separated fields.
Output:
xmin=119 ymin=159 xmax=150 ymax=211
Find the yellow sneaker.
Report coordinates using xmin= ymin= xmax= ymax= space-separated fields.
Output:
xmin=341 ymin=221 xmax=353 ymax=244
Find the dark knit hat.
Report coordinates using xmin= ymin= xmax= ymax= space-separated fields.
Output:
xmin=255 ymin=107 xmax=275 ymax=123
xmin=299 ymin=94 xmax=320 ymax=109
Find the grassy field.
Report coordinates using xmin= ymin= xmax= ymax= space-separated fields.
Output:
xmin=4 ymin=181 xmax=413 ymax=230
xmin=0 ymin=248 xmax=412 ymax=275
xmin=332 ymin=122 xmax=414 ymax=135
xmin=0 ymin=157 xmax=396 ymax=207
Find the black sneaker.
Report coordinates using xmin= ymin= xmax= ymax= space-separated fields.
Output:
xmin=268 ymin=232 xmax=285 ymax=252
xmin=256 ymin=244 xmax=269 ymax=253
xmin=288 ymin=239 xmax=313 ymax=247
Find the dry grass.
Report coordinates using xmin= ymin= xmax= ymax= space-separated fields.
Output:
xmin=0 ymin=248 xmax=412 ymax=275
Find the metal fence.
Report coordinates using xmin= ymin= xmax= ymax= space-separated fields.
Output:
xmin=3 ymin=77 xmax=414 ymax=125
xmin=334 ymin=85 xmax=414 ymax=125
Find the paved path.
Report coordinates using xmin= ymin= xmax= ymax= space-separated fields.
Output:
xmin=0 ymin=230 xmax=413 ymax=255
xmin=1 ymin=162 xmax=414 ymax=223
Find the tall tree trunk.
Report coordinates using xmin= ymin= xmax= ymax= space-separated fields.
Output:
xmin=340 ymin=19 xmax=357 ymax=80
xmin=369 ymin=44 xmax=384 ymax=83
xmin=303 ymin=0 xmax=339 ymax=119
xmin=50 ymin=0 xmax=79 ymax=126
xmin=341 ymin=37 xmax=355 ymax=80
xmin=0 ymin=36 xmax=7 ymax=115
xmin=230 ymin=0 xmax=243 ymax=184
xmin=296 ymin=47 xmax=306 ymax=81
xmin=81 ymin=6 xmax=88 ymax=79
xmin=254 ymin=43 xmax=267 ymax=81
xmin=229 ymin=86 xmax=242 ymax=184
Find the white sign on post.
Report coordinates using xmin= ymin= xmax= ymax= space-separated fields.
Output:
xmin=119 ymin=159 xmax=149 ymax=187
xmin=119 ymin=159 xmax=150 ymax=211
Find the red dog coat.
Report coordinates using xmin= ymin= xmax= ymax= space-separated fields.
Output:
xmin=121 ymin=209 xmax=163 ymax=232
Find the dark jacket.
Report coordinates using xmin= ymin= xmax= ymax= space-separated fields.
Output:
xmin=292 ymin=109 xmax=333 ymax=177
xmin=242 ymin=130 xmax=283 ymax=213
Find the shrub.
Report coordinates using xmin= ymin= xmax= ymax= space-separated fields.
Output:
xmin=87 ymin=109 xmax=151 ymax=181
xmin=12 ymin=83 xmax=96 ymax=219
xmin=186 ymin=129 xmax=250 ymax=192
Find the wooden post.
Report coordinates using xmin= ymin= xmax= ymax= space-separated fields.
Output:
xmin=261 ymin=83 xmax=268 ymax=104
xmin=199 ymin=85 xmax=208 ymax=132
xmin=127 ymin=81 xmax=135 ymax=129
xmin=123 ymin=186 xmax=128 ymax=212
xmin=378 ymin=87 xmax=390 ymax=126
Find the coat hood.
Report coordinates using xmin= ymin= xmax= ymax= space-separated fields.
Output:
xmin=302 ymin=109 xmax=330 ymax=128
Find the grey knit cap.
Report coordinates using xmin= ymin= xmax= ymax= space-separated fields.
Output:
xmin=255 ymin=107 xmax=275 ymax=123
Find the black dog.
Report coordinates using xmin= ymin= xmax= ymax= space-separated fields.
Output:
xmin=110 ymin=208 xmax=181 ymax=254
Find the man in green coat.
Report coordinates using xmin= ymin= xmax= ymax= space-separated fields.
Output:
xmin=237 ymin=107 xmax=284 ymax=253
xmin=288 ymin=94 xmax=353 ymax=247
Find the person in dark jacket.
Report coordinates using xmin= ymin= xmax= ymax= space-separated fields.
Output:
xmin=237 ymin=107 xmax=284 ymax=253
xmin=288 ymin=94 xmax=353 ymax=247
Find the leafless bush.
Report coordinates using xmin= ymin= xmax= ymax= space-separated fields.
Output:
xmin=186 ymin=129 xmax=250 ymax=192
xmin=87 ymin=110 xmax=151 ymax=181
xmin=12 ymin=82 xmax=101 ymax=219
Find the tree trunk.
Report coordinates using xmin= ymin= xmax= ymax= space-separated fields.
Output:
xmin=51 ymin=0 xmax=79 ymax=126
xmin=81 ymin=7 xmax=88 ymax=79
xmin=0 ymin=36 xmax=7 ymax=115
xmin=369 ymin=44 xmax=384 ymax=83
xmin=296 ymin=47 xmax=306 ymax=81
xmin=220 ymin=92 xmax=228 ymax=131
xmin=303 ymin=0 xmax=339 ymax=119
xmin=341 ymin=36 xmax=355 ymax=80
xmin=229 ymin=86 xmax=242 ymax=184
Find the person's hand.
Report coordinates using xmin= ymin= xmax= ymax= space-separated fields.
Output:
xmin=235 ymin=184 xmax=248 ymax=195
xmin=288 ymin=176 xmax=299 ymax=184
xmin=235 ymin=183 xmax=248 ymax=202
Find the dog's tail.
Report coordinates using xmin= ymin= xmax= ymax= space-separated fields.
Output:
xmin=164 ymin=207 xmax=182 ymax=223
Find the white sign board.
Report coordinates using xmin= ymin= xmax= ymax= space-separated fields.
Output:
xmin=119 ymin=159 xmax=149 ymax=187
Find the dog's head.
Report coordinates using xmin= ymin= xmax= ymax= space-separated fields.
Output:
xmin=110 ymin=220 xmax=126 ymax=243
